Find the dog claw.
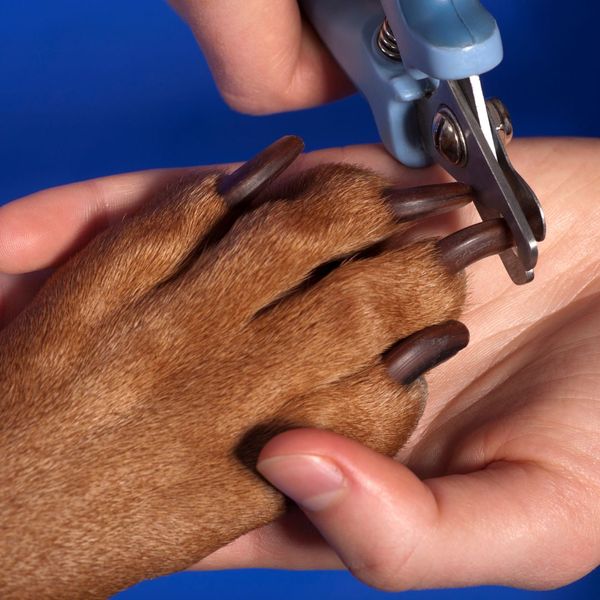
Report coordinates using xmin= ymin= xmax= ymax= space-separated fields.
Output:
xmin=384 ymin=182 xmax=473 ymax=222
xmin=385 ymin=321 xmax=470 ymax=385
xmin=219 ymin=136 xmax=305 ymax=208
xmin=437 ymin=218 xmax=514 ymax=274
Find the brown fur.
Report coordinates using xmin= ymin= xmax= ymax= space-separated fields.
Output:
xmin=0 ymin=164 xmax=465 ymax=598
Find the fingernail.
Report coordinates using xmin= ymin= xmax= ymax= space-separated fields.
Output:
xmin=257 ymin=454 xmax=348 ymax=512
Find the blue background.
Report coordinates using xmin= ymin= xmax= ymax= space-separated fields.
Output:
xmin=1 ymin=0 xmax=598 ymax=598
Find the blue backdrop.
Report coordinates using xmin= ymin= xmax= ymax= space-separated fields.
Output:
xmin=1 ymin=1 xmax=598 ymax=598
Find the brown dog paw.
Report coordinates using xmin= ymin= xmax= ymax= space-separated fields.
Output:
xmin=0 ymin=137 xmax=511 ymax=598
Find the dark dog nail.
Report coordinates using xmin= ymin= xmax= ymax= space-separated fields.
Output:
xmin=219 ymin=136 xmax=305 ymax=208
xmin=385 ymin=321 xmax=470 ymax=385
xmin=437 ymin=218 xmax=513 ymax=273
xmin=384 ymin=182 xmax=473 ymax=222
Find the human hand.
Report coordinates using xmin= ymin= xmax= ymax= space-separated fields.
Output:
xmin=195 ymin=138 xmax=600 ymax=591
xmin=167 ymin=0 xmax=353 ymax=114
xmin=0 ymin=138 xmax=483 ymax=598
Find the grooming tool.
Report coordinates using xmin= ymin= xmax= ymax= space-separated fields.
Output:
xmin=300 ymin=0 xmax=546 ymax=284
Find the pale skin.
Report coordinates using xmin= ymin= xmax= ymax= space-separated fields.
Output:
xmin=1 ymin=139 xmax=599 ymax=591
xmin=167 ymin=0 xmax=354 ymax=114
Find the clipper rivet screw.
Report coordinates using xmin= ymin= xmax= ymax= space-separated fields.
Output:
xmin=432 ymin=107 xmax=468 ymax=167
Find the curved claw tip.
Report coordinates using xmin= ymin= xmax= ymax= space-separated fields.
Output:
xmin=437 ymin=219 xmax=514 ymax=274
xmin=384 ymin=182 xmax=474 ymax=222
xmin=219 ymin=136 xmax=305 ymax=208
xmin=385 ymin=320 xmax=470 ymax=386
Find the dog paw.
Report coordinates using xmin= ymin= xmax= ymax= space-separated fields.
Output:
xmin=0 ymin=137 xmax=514 ymax=597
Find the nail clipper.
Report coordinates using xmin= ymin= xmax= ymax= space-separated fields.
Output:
xmin=300 ymin=0 xmax=546 ymax=284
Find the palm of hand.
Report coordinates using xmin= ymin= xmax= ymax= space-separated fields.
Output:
xmin=414 ymin=138 xmax=600 ymax=478
xmin=1 ymin=138 xmax=598 ymax=586
xmin=410 ymin=139 xmax=599 ymax=463
xmin=402 ymin=138 xmax=600 ymax=584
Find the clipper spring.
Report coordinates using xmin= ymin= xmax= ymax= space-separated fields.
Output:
xmin=377 ymin=19 xmax=401 ymax=61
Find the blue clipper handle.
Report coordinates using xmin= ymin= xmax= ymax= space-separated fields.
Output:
xmin=381 ymin=0 xmax=503 ymax=80
xmin=300 ymin=0 xmax=504 ymax=167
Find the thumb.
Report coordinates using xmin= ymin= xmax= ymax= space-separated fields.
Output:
xmin=257 ymin=429 xmax=583 ymax=591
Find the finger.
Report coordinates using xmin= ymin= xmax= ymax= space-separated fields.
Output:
xmin=257 ymin=430 xmax=593 ymax=591
xmin=169 ymin=0 xmax=353 ymax=114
